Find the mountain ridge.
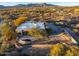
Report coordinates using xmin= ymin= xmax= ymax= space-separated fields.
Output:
xmin=0 ymin=3 xmax=58 ymax=8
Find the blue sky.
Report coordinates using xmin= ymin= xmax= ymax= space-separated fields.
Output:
xmin=0 ymin=2 xmax=79 ymax=6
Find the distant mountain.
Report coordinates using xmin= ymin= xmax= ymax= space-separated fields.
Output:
xmin=13 ymin=3 xmax=57 ymax=7
xmin=12 ymin=4 xmax=27 ymax=7
xmin=0 ymin=5 xmax=6 ymax=8
xmin=0 ymin=3 xmax=58 ymax=8
xmin=26 ymin=3 xmax=55 ymax=7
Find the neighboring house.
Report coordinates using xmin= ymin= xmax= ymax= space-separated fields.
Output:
xmin=16 ymin=21 xmax=45 ymax=33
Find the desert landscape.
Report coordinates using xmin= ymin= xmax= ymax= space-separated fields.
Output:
xmin=0 ymin=3 xmax=79 ymax=56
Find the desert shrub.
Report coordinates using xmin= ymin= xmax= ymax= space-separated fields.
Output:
xmin=65 ymin=46 xmax=79 ymax=56
xmin=28 ymin=28 xmax=47 ymax=40
xmin=49 ymin=43 xmax=68 ymax=56
xmin=14 ymin=16 xmax=28 ymax=26
xmin=49 ymin=43 xmax=79 ymax=56
xmin=0 ymin=19 xmax=18 ymax=54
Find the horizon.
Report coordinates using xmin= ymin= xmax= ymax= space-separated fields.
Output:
xmin=0 ymin=2 xmax=79 ymax=6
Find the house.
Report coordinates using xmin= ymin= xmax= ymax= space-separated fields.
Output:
xmin=16 ymin=21 xmax=45 ymax=33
